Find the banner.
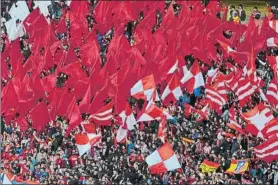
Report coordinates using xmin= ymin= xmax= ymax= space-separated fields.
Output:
xmin=226 ymin=159 xmax=249 ymax=174
xmin=200 ymin=160 xmax=220 ymax=173
xmin=182 ymin=137 xmax=194 ymax=144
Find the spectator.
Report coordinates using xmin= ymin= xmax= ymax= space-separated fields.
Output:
xmin=238 ymin=4 xmax=246 ymax=22
xmin=252 ymin=6 xmax=261 ymax=19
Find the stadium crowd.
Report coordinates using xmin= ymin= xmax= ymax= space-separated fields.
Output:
xmin=1 ymin=0 xmax=278 ymax=185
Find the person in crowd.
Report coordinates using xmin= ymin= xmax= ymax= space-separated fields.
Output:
xmin=238 ymin=4 xmax=246 ymax=22
xmin=252 ymin=6 xmax=261 ymax=19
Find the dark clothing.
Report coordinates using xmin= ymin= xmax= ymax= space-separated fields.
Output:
xmin=238 ymin=9 xmax=246 ymax=21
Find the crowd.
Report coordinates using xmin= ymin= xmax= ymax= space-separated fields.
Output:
xmin=1 ymin=0 xmax=278 ymax=185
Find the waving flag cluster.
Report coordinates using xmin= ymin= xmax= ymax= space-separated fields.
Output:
xmin=241 ymin=103 xmax=277 ymax=138
xmin=2 ymin=0 xmax=278 ymax=177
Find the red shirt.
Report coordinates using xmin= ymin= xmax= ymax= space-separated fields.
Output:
xmin=69 ymin=155 xmax=79 ymax=167
xmin=56 ymin=158 xmax=64 ymax=167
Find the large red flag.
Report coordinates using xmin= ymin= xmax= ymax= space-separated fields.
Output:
xmin=1 ymin=81 xmax=19 ymax=114
xmin=30 ymin=102 xmax=51 ymax=132
xmin=56 ymin=90 xmax=75 ymax=117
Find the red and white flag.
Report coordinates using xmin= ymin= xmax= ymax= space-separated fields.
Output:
xmin=116 ymin=104 xmax=137 ymax=143
xmin=75 ymin=132 xmax=101 ymax=156
xmin=241 ymin=103 xmax=275 ymax=138
xmin=250 ymin=73 xmax=264 ymax=88
xmin=227 ymin=108 xmax=245 ymax=135
xmin=146 ymin=142 xmax=181 ymax=174
xmin=167 ymin=56 xmax=184 ymax=74
xmin=161 ymin=73 xmax=182 ymax=104
xmin=205 ymin=85 xmax=227 ymax=107
xmin=266 ymin=56 xmax=278 ymax=78
xmin=116 ymin=124 xmax=128 ymax=143
xmin=262 ymin=118 xmax=278 ymax=137
xmin=157 ymin=115 xmax=167 ymax=143
xmin=233 ymin=77 xmax=256 ymax=106
xmin=213 ymin=81 xmax=228 ymax=96
xmin=89 ymin=101 xmax=113 ymax=126
xmin=267 ymin=37 xmax=278 ymax=47
xmin=265 ymin=79 xmax=278 ymax=109
xmin=119 ymin=103 xmax=136 ymax=130
xmin=254 ymin=134 xmax=278 ymax=163
xmin=130 ymin=74 xmax=156 ymax=101
xmin=206 ymin=68 xmax=219 ymax=85
xmin=216 ymin=39 xmax=236 ymax=53
xmin=269 ymin=20 xmax=278 ymax=33
xmin=137 ymin=101 xmax=173 ymax=122
xmin=180 ymin=61 xmax=205 ymax=93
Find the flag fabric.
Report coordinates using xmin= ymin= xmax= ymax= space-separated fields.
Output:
xmin=205 ymin=85 xmax=227 ymax=107
xmin=75 ymin=134 xmax=91 ymax=156
xmin=116 ymin=125 xmax=128 ymax=143
xmin=30 ymin=102 xmax=51 ymax=133
xmin=1 ymin=173 xmax=13 ymax=185
xmin=145 ymin=142 xmax=181 ymax=174
xmin=167 ymin=56 xmax=184 ymax=74
xmin=227 ymin=108 xmax=245 ymax=135
xmin=226 ymin=159 xmax=249 ymax=174
xmin=75 ymin=131 xmax=101 ymax=156
xmin=137 ymin=101 xmax=173 ymax=122
xmin=89 ymin=101 xmax=113 ymax=126
xmin=216 ymin=39 xmax=236 ymax=53
xmin=119 ymin=103 xmax=136 ymax=131
xmin=200 ymin=160 xmax=220 ymax=173
xmin=269 ymin=20 xmax=278 ymax=33
xmin=241 ymin=103 xmax=275 ymax=138
xmin=214 ymin=81 xmax=228 ymax=96
xmin=5 ymin=19 xmax=26 ymax=41
xmin=262 ymin=118 xmax=278 ymax=137
xmin=267 ymin=56 xmax=278 ymax=79
xmin=116 ymin=104 xmax=136 ymax=143
xmin=232 ymin=77 xmax=256 ymax=106
xmin=181 ymin=62 xmax=205 ymax=93
xmin=182 ymin=137 xmax=195 ymax=144
xmin=130 ymin=74 xmax=156 ymax=101
xmin=254 ymin=134 xmax=278 ymax=163
xmin=161 ymin=73 xmax=183 ymax=104
xmin=267 ymin=37 xmax=278 ymax=47
xmin=157 ymin=115 xmax=167 ymax=143
xmin=266 ymin=80 xmax=278 ymax=109
xmin=9 ymin=1 xmax=30 ymax=21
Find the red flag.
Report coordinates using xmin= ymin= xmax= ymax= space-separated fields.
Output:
xmin=23 ymin=8 xmax=41 ymax=37
xmin=56 ymin=16 xmax=67 ymax=34
xmin=56 ymin=90 xmax=75 ymax=117
xmin=79 ymin=85 xmax=91 ymax=113
xmin=15 ymin=114 xmax=29 ymax=132
xmin=1 ymin=81 xmax=19 ymax=114
xmin=80 ymin=38 xmax=101 ymax=68
xmin=30 ymin=102 xmax=51 ymax=132
xmin=66 ymin=99 xmax=83 ymax=135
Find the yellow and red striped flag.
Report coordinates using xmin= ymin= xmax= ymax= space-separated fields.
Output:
xmin=200 ymin=160 xmax=220 ymax=173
